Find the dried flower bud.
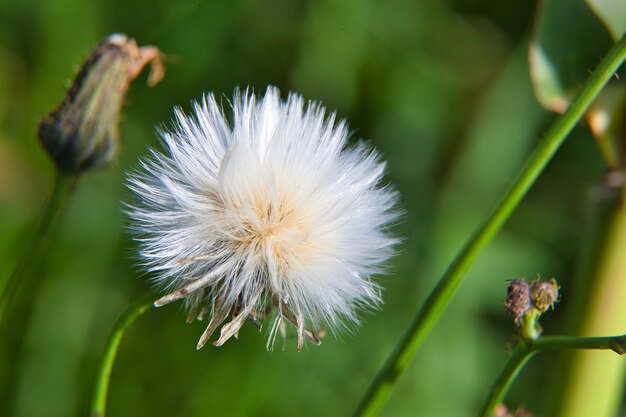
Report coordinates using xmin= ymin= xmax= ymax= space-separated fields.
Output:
xmin=529 ymin=278 xmax=560 ymax=313
xmin=504 ymin=278 xmax=531 ymax=325
xmin=39 ymin=34 xmax=164 ymax=172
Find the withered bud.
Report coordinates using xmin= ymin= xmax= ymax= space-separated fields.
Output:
xmin=529 ymin=278 xmax=560 ymax=313
xmin=504 ymin=278 xmax=532 ymax=325
xmin=39 ymin=34 xmax=164 ymax=172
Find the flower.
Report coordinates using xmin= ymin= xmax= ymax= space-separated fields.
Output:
xmin=127 ymin=87 xmax=399 ymax=350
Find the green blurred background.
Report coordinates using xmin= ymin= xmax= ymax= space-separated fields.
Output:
xmin=0 ymin=0 xmax=622 ymax=416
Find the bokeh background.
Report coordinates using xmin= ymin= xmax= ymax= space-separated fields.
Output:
xmin=0 ymin=0 xmax=623 ymax=416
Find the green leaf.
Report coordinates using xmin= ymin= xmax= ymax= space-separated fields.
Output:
xmin=530 ymin=0 xmax=614 ymax=111
xmin=586 ymin=85 xmax=626 ymax=169
xmin=530 ymin=0 xmax=626 ymax=169
xmin=529 ymin=43 xmax=569 ymax=113
xmin=586 ymin=0 xmax=626 ymax=40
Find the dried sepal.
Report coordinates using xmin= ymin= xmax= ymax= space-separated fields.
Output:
xmin=196 ymin=302 xmax=230 ymax=349
xmin=157 ymin=280 xmax=324 ymax=350
xmin=154 ymin=262 xmax=231 ymax=307
xmin=279 ymin=301 xmax=322 ymax=351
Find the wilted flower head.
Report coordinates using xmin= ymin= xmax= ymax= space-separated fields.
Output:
xmin=39 ymin=34 xmax=164 ymax=172
xmin=503 ymin=275 xmax=560 ymax=340
xmin=127 ymin=87 xmax=399 ymax=350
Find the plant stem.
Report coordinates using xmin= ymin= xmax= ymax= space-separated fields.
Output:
xmin=353 ymin=33 xmax=626 ymax=417
xmin=0 ymin=171 xmax=78 ymax=324
xmin=90 ymin=292 xmax=155 ymax=417
xmin=0 ymin=172 xmax=79 ymax=416
xmin=551 ymin=179 xmax=626 ymax=417
xmin=480 ymin=334 xmax=626 ymax=417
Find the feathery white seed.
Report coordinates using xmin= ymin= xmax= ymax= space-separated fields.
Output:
xmin=126 ymin=86 xmax=399 ymax=350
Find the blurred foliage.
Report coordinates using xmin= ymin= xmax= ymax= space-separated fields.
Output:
xmin=530 ymin=0 xmax=626 ymax=173
xmin=528 ymin=2 xmax=626 ymax=417
xmin=0 ymin=0 xmax=623 ymax=416
xmin=586 ymin=0 xmax=626 ymax=40
xmin=529 ymin=0 xmax=614 ymax=112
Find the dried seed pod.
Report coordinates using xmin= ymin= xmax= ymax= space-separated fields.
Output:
xmin=530 ymin=278 xmax=560 ymax=313
xmin=39 ymin=34 xmax=164 ymax=172
xmin=127 ymin=87 xmax=399 ymax=350
xmin=504 ymin=279 xmax=531 ymax=325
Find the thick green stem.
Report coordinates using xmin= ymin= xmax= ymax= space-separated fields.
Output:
xmin=0 ymin=172 xmax=78 ymax=323
xmin=354 ymin=33 xmax=626 ymax=417
xmin=90 ymin=292 xmax=155 ymax=417
xmin=551 ymin=180 xmax=626 ymax=417
xmin=481 ymin=334 xmax=626 ymax=417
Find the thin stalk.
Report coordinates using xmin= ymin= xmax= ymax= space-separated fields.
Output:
xmin=0 ymin=171 xmax=78 ymax=324
xmin=0 ymin=171 xmax=79 ymax=416
xmin=354 ymin=33 xmax=626 ymax=417
xmin=90 ymin=292 xmax=155 ymax=417
xmin=480 ymin=334 xmax=626 ymax=417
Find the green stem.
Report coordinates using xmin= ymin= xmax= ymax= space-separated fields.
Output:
xmin=90 ymin=292 xmax=155 ymax=417
xmin=551 ymin=177 xmax=626 ymax=417
xmin=354 ymin=33 xmax=626 ymax=417
xmin=0 ymin=171 xmax=79 ymax=416
xmin=481 ymin=334 xmax=626 ymax=417
xmin=0 ymin=171 xmax=78 ymax=325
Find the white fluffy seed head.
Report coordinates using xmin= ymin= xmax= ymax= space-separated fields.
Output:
xmin=127 ymin=86 xmax=399 ymax=349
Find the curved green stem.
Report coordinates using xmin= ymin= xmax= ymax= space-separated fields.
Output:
xmin=0 ymin=171 xmax=78 ymax=324
xmin=481 ymin=334 xmax=626 ymax=417
xmin=354 ymin=33 xmax=626 ymax=417
xmin=90 ymin=292 xmax=155 ymax=417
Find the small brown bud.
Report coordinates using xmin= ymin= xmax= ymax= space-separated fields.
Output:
xmin=504 ymin=279 xmax=531 ymax=325
xmin=38 ymin=34 xmax=164 ymax=172
xmin=529 ymin=278 xmax=560 ymax=313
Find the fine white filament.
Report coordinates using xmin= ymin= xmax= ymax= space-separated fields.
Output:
xmin=127 ymin=87 xmax=398 ymax=350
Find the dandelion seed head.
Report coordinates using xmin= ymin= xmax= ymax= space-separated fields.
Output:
xmin=127 ymin=86 xmax=399 ymax=350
